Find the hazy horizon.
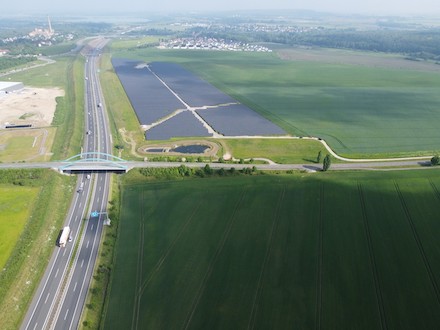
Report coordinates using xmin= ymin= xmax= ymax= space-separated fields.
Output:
xmin=2 ymin=0 xmax=439 ymax=16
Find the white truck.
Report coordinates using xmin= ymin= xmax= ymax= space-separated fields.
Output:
xmin=59 ymin=226 xmax=71 ymax=247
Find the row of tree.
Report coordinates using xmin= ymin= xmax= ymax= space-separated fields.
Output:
xmin=317 ymin=151 xmax=332 ymax=171
xmin=0 ymin=56 xmax=36 ymax=71
xmin=191 ymin=27 xmax=440 ymax=61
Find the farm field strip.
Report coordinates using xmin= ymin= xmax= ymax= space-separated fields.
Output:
xmin=247 ymin=186 xmax=285 ymax=329
xmin=315 ymin=184 xmax=324 ymax=330
xmin=358 ymin=183 xmax=387 ymax=329
xmin=394 ymin=182 xmax=440 ymax=304
xmin=182 ymin=188 xmax=248 ymax=329
xmin=105 ymin=172 xmax=440 ymax=329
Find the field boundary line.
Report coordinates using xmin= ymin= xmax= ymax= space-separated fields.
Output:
xmin=358 ymin=183 xmax=388 ymax=330
xmin=182 ymin=188 xmax=248 ymax=330
xmin=247 ymin=185 xmax=286 ymax=330
xmin=131 ymin=189 xmax=145 ymax=330
xmin=394 ymin=182 xmax=440 ymax=305
xmin=315 ymin=183 xmax=324 ymax=330
xmin=429 ymin=179 xmax=440 ymax=201
xmin=139 ymin=200 xmax=203 ymax=297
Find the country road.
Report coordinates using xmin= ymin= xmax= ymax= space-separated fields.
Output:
xmin=0 ymin=157 xmax=435 ymax=173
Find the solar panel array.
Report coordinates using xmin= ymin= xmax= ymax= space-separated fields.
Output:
xmin=112 ymin=59 xmax=286 ymax=140
xmin=145 ymin=111 xmax=211 ymax=140
xmin=197 ymin=104 xmax=286 ymax=136
xmin=148 ymin=62 xmax=236 ymax=107
xmin=112 ymin=58 xmax=184 ymax=125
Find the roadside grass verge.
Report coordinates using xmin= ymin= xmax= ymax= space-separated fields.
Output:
xmin=0 ymin=185 xmax=39 ymax=269
xmin=103 ymin=170 xmax=440 ymax=329
xmin=99 ymin=50 xmax=145 ymax=160
xmin=0 ymin=170 xmax=75 ymax=330
xmin=51 ymin=56 xmax=85 ymax=159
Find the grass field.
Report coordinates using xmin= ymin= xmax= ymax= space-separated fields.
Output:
xmin=109 ymin=44 xmax=440 ymax=157
xmin=0 ymin=185 xmax=39 ymax=269
xmin=104 ymin=170 xmax=440 ymax=329
xmin=0 ymin=128 xmax=56 ymax=162
xmin=217 ymin=138 xmax=326 ymax=163
xmin=0 ymin=170 xmax=75 ymax=330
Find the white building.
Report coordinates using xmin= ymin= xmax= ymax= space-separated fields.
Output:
xmin=0 ymin=81 xmax=24 ymax=93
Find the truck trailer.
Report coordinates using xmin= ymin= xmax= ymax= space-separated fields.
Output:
xmin=58 ymin=226 xmax=71 ymax=247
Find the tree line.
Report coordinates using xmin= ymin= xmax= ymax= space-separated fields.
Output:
xmin=191 ymin=27 xmax=440 ymax=62
xmin=0 ymin=56 xmax=36 ymax=71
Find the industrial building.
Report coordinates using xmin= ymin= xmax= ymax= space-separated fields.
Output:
xmin=0 ymin=81 xmax=24 ymax=93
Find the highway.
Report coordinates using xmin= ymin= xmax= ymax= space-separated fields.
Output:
xmin=21 ymin=38 xmax=111 ymax=330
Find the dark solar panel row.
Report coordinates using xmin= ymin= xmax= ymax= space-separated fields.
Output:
xmin=148 ymin=62 xmax=236 ymax=107
xmin=197 ymin=104 xmax=286 ymax=136
xmin=145 ymin=111 xmax=212 ymax=140
xmin=112 ymin=58 xmax=184 ymax=125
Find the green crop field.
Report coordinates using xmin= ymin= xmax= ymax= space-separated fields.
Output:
xmin=0 ymin=185 xmax=39 ymax=269
xmin=110 ymin=45 xmax=440 ymax=157
xmin=104 ymin=170 xmax=440 ymax=329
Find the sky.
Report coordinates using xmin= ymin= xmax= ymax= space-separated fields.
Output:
xmin=3 ymin=0 xmax=439 ymax=16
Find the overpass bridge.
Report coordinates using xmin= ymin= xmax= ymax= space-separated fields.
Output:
xmin=59 ymin=152 xmax=128 ymax=173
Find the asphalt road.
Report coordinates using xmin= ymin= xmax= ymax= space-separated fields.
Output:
xmin=21 ymin=38 xmax=111 ymax=330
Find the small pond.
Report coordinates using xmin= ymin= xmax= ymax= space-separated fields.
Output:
xmin=146 ymin=148 xmax=167 ymax=153
xmin=171 ymin=145 xmax=209 ymax=154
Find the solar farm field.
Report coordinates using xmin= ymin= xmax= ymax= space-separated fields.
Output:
xmin=146 ymin=111 xmax=210 ymax=140
xmin=148 ymin=62 xmax=237 ymax=107
xmin=112 ymin=58 xmax=286 ymax=140
xmin=197 ymin=104 xmax=285 ymax=136
xmin=104 ymin=170 xmax=440 ymax=329
xmin=111 ymin=47 xmax=440 ymax=156
xmin=112 ymin=58 xmax=184 ymax=125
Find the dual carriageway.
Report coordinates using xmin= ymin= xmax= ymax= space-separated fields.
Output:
xmin=21 ymin=39 xmax=111 ymax=330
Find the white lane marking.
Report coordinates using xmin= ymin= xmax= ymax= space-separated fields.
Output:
xmin=99 ymin=186 xmax=102 ymax=192
xmin=91 ymin=224 xmax=94 ymax=231
xmin=81 ymin=259 xmax=84 ymax=268
xmin=55 ymin=268 xmax=59 ymax=278
xmin=64 ymin=309 xmax=69 ymax=321
xmin=44 ymin=293 xmax=50 ymax=304
xmin=33 ymin=323 xmax=39 ymax=330
xmin=86 ymin=240 xmax=90 ymax=249
xmin=73 ymin=282 xmax=78 ymax=292
xmin=75 ymin=215 xmax=78 ymax=223
xmin=79 ymin=202 xmax=82 ymax=208
xmin=63 ymin=249 xmax=67 ymax=257
xmin=97 ymin=197 xmax=100 ymax=203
